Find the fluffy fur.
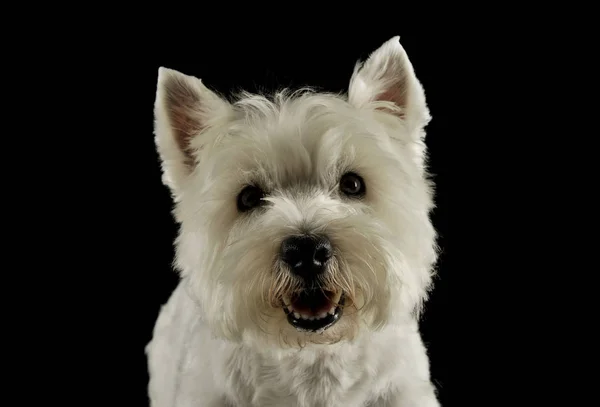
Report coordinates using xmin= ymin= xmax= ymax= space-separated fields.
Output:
xmin=146 ymin=36 xmax=441 ymax=407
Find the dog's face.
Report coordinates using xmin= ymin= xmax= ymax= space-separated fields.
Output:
xmin=154 ymin=37 xmax=437 ymax=347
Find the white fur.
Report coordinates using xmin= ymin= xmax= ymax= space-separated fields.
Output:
xmin=146 ymin=36 xmax=441 ymax=407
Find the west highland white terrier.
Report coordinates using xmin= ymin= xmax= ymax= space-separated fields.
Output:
xmin=146 ymin=36 xmax=441 ymax=407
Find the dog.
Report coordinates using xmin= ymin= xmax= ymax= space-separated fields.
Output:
xmin=146 ymin=36 xmax=441 ymax=407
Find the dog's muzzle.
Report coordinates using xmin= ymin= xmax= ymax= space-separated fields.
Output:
xmin=280 ymin=235 xmax=344 ymax=332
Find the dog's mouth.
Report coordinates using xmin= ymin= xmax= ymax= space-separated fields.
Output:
xmin=283 ymin=290 xmax=344 ymax=333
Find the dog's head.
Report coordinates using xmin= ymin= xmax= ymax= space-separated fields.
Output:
xmin=153 ymin=37 xmax=437 ymax=347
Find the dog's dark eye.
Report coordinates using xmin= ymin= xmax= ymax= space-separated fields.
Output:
xmin=237 ymin=185 xmax=265 ymax=212
xmin=339 ymin=172 xmax=366 ymax=197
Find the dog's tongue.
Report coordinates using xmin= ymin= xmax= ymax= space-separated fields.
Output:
xmin=291 ymin=290 xmax=333 ymax=315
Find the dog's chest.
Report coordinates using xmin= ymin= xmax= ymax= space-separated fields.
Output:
xmin=224 ymin=347 xmax=375 ymax=407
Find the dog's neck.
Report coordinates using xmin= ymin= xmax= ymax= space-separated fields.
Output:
xmin=240 ymin=317 xmax=418 ymax=359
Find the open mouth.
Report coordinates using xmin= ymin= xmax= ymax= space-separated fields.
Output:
xmin=283 ymin=290 xmax=344 ymax=333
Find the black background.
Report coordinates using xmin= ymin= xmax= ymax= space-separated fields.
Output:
xmin=100 ymin=30 xmax=503 ymax=407
xmin=3 ymin=4 xmax=562 ymax=402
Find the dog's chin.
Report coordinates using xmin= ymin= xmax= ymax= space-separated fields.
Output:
xmin=282 ymin=289 xmax=345 ymax=333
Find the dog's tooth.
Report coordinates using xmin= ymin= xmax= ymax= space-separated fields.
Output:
xmin=332 ymin=291 xmax=342 ymax=304
xmin=283 ymin=295 xmax=291 ymax=306
xmin=308 ymin=316 xmax=315 ymax=321
xmin=293 ymin=312 xmax=301 ymax=319
xmin=328 ymin=307 xmax=336 ymax=315
xmin=318 ymin=312 xmax=327 ymax=319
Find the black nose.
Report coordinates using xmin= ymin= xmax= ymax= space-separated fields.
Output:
xmin=280 ymin=235 xmax=333 ymax=277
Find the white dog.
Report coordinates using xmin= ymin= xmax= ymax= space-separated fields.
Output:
xmin=146 ymin=36 xmax=441 ymax=407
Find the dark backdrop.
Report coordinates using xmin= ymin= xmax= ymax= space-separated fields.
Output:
xmin=113 ymin=31 xmax=488 ymax=407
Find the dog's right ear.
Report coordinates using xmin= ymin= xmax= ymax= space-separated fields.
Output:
xmin=154 ymin=67 xmax=231 ymax=198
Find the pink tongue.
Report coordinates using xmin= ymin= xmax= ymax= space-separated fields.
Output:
xmin=291 ymin=291 xmax=333 ymax=315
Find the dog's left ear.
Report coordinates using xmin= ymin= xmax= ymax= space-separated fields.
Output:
xmin=154 ymin=67 xmax=231 ymax=199
xmin=348 ymin=36 xmax=430 ymax=136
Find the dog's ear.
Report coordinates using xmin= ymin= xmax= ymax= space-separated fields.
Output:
xmin=154 ymin=67 xmax=231 ymax=198
xmin=348 ymin=36 xmax=430 ymax=135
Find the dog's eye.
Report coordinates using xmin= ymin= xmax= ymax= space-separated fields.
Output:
xmin=237 ymin=185 xmax=265 ymax=212
xmin=339 ymin=172 xmax=366 ymax=197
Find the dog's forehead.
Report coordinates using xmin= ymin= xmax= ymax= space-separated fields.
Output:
xmin=236 ymin=93 xmax=387 ymax=149
xmin=193 ymin=91 xmax=403 ymax=193
xmin=222 ymin=94 xmax=382 ymax=184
